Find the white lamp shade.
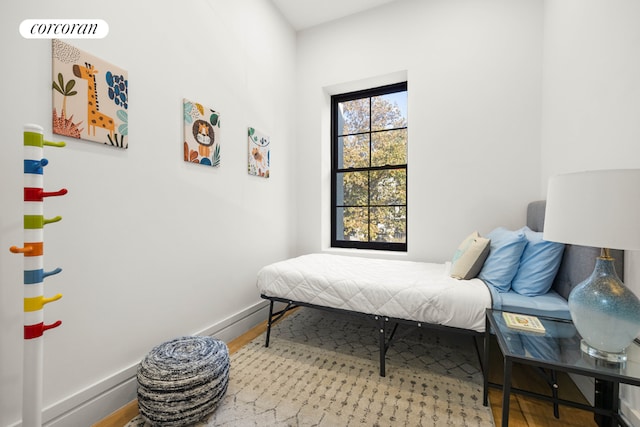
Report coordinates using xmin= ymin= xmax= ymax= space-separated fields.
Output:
xmin=543 ymin=169 xmax=640 ymax=251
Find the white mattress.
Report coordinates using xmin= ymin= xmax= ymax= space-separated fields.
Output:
xmin=256 ymin=253 xmax=492 ymax=332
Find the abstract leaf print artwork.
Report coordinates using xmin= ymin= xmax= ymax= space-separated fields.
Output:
xmin=52 ymin=39 xmax=128 ymax=148
xmin=183 ymin=98 xmax=221 ymax=167
xmin=248 ymin=127 xmax=269 ymax=178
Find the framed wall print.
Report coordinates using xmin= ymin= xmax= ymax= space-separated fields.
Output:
xmin=248 ymin=127 xmax=269 ymax=178
xmin=52 ymin=39 xmax=128 ymax=148
xmin=183 ymin=98 xmax=221 ymax=167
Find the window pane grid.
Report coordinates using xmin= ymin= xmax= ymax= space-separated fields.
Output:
xmin=332 ymin=82 xmax=407 ymax=251
xmin=335 ymin=164 xmax=406 ymax=174
xmin=338 ymin=126 xmax=407 ymax=138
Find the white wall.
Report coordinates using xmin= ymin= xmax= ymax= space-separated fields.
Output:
xmin=295 ymin=0 xmax=544 ymax=262
xmin=541 ymin=0 xmax=640 ymax=424
xmin=0 ymin=1 xmax=296 ymax=425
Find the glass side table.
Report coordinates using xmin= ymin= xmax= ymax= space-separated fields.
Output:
xmin=483 ymin=309 xmax=640 ymax=427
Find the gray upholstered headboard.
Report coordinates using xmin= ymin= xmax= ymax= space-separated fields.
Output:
xmin=526 ymin=200 xmax=624 ymax=300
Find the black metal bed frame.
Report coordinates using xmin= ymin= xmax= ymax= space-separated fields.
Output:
xmin=261 ymin=294 xmax=484 ymax=377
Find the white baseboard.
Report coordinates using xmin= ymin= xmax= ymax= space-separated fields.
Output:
xmin=7 ymin=300 xmax=270 ymax=427
xmin=621 ymin=398 xmax=640 ymax=427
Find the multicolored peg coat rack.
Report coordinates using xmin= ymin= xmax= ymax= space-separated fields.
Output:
xmin=10 ymin=124 xmax=67 ymax=427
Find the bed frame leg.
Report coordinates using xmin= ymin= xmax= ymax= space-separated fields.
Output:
xmin=473 ymin=334 xmax=484 ymax=373
xmin=265 ymin=300 xmax=274 ymax=348
xmin=378 ymin=316 xmax=386 ymax=377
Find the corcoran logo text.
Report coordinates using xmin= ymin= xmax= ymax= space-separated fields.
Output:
xmin=20 ymin=19 xmax=108 ymax=39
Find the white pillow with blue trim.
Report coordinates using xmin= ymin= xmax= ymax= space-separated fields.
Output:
xmin=450 ymin=231 xmax=491 ymax=280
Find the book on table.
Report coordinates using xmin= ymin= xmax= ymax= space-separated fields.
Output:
xmin=502 ymin=312 xmax=546 ymax=334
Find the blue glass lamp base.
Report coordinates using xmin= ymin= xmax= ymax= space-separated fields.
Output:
xmin=569 ymin=255 xmax=640 ymax=364
xmin=580 ymin=339 xmax=627 ymax=363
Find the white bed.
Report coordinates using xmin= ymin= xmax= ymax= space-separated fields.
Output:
xmin=256 ymin=254 xmax=492 ymax=377
xmin=257 ymin=253 xmax=491 ymax=333
xmin=256 ymin=201 xmax=623 ymax=377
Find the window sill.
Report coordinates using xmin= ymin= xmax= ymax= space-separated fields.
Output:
xmin=321 ymin=247 xmax=409 ymax=260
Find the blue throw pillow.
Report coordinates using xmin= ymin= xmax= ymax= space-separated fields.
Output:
xmin=478 ymin=227 xmax=527 ymax=292
xmin=511 ymin=226 xmax=565 ymax=297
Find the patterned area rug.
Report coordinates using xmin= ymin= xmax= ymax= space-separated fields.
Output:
xmin=126 ymin=308 xmax=495 ymax=426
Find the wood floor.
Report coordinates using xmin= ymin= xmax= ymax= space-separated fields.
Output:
xmin=94 ymin=311 xmax=598 ymax=427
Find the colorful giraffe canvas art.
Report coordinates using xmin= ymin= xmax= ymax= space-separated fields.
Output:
xmin=52 ymin=39 xmax=128 ymax=149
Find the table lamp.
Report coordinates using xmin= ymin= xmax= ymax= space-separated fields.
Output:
xmin=543 ymin=169 xmax=640 ymax=363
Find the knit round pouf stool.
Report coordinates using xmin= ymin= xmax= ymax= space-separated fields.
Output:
xmin=137 ymin=336 xmax=230 ymax=426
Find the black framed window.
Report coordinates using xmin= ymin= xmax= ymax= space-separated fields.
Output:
xmin=331 ymin=82 xmax=407 ymax=251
